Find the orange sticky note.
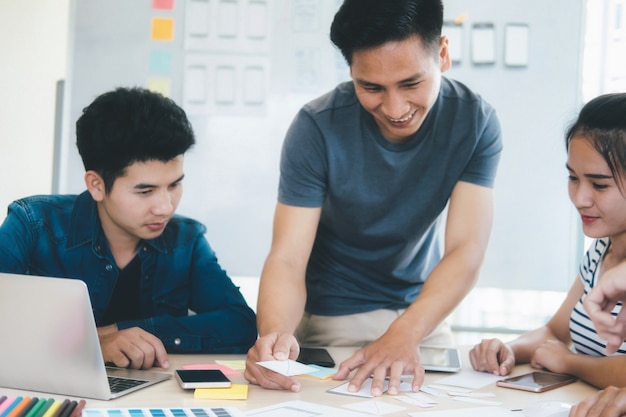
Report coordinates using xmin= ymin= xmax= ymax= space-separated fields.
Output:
xmin=151 ymin=17 xmax=174 ymax=41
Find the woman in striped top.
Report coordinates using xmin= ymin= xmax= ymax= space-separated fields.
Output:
xmin=469 ymin=93 xmax=626 ymax=390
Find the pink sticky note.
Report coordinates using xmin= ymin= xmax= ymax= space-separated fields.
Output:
xmin=152 ymin=0 xmax=175 ymax=10
xmin=182 ymin=363 xmax=241 ymax=376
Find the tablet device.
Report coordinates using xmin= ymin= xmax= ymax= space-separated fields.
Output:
xmin=419 ymin=346 xmax=462 ymax=372
xmin=496 ymin=371 xmax=577 ymax=392
xmin=174 ymin=369 xmax=231 ymax=389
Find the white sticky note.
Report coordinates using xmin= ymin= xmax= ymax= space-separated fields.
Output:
xmin=256 ymin=360 xmax=317 ymax=376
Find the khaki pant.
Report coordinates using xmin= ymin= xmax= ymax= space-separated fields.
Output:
xmin=295 ymin=308 xmax=453 ymax=347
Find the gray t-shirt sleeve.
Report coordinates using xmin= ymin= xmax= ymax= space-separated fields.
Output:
xmin=458 ymin=103 xmax=502 ymax=188
xmin=278 ymin=108 xmax=328 ymax=208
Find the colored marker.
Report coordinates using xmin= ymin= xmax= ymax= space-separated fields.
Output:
xmin=0 ymin=397 xmax=17 ymax=416
xmin=49 ymin=400 xmax=69 ymax=417
xmin=5 ymin=397 xmax=33 ymax=417
xmin=57 ymin=402 xmax=76 ymax=417
xmin=40 ymin=401 xmax=62 ymax=417
xmin=23 ymin=398 xmax=47 ymax=417
xmin=16 ymin=398 xmax=41 ymax=417
xmin=31 ymin=399 xmax=55 ymax=417
xmin=68 ymin=400 xmax=85 ymax=417
xmin=0 ymin=396 xmax=23 ymax=417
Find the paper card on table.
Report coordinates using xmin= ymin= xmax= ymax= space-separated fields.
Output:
xmin=342 ymin=399 xmax=406 ymax=415
xmin=215 ymin=359 xmax=246 ymax=371
xmin=327 ymin=379 xmax=389 ymax=398
xmin=453 ymin=396 xmax=502 ymax=406
xmin=408 ymin=406 xmax=516 ymax=417
xmin=420 ymin=385 xmax=447 ymax=397
xmin=256 ymin=360 xmax=317 ymax=376
xmin=432 ymin=370 xmax=502 ymax=389
xmin=449 ymin=391 xmax=496 ymax=398
xmin=428 ymin=384 xmax=472 ymax=393
xmin=395 ymin=393 xmax=439 ymax=407
xmin=296 ymin=364 xmax=336 ymax=380
xmin=182 ymin=363 xmax=241 ymax=376
xmin=193 ymin=384 xmax=248 ymax=400
xmin=245 ymin=400 xmax=370 ymax=417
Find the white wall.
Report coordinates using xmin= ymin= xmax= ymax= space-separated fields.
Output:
xmin=0 ymin=0 xmax=70 ymax=223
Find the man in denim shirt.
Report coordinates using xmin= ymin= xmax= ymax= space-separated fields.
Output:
xmin=0 ymin=87 xmax=257 ymax=369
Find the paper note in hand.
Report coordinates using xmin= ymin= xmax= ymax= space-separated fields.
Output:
xmin=256 ymin=360 xmax=317 ymax=376
xmin=297 ymin=364 xmax=336 ymax=380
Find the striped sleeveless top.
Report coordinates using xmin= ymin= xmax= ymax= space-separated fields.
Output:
xmin=571 ymin=237 xmax=626 ymax=356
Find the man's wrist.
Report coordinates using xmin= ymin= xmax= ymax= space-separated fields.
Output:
xmin=97 ymin=323 xmax=119 ymax=336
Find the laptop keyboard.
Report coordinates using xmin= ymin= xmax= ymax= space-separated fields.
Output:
xmin=108 ymin=375 xmax=148 ymax=393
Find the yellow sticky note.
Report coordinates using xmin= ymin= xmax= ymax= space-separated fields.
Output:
xmin=194 ymin=384 xmax=249 ymax=400
xmin=147 ymin=77 xmax=171 ymax=97
xmin=215 ymin=359 xmax=246 ymax=371
xmin=151 ymin=17 xmax=174 ymax=41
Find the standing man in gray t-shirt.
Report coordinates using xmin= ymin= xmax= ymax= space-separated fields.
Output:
xmin=245 ymin=0 xmax=503 ymax=396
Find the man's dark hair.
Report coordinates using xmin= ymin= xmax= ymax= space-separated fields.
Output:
xmin=330 ymin=0 xmax=444 ymax=65
xmin=76 ymin=87 xmax=195 ymax=193
xmin=566 ymin=93 xmax=626 ymax=191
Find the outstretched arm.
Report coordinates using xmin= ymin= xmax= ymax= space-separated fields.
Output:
xmin=244 ymin=203 xmax=321 ymax=392
xmin=334 ymin=181 xmax=495 ymax=395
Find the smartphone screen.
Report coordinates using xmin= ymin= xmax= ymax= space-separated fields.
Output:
xmin=175 ymin=369 xmax=231 ymax=389
xmin=496 ymin=371 xmax=576 ymax=392
xmin=297 ymin=347 xmax=335 ymax=368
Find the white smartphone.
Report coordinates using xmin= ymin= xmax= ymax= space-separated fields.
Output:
xmin=496 ymin=371 xmax=577 ymax=393
xmin=174 ymin=369 xmax=231 ymax=389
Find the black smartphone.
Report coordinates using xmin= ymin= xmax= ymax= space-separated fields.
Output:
xmin=174 ymin=369 xmax=232 ymax=389
xmin=297 ymin=347 xmax=335 ymax=368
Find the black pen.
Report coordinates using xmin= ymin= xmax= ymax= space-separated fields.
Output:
xmin=57 ymin=401 xmax=77 ymax=417
xmin=50 ymin=399 xmax=70 ymax=417
xmin=68 ymin=400 xmax=86 ymax=417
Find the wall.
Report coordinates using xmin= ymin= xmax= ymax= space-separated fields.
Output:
xmin=0 ymin=0 xmax=70 ymax=222
xmin=442 ymin=0 xmax=586 ymax=291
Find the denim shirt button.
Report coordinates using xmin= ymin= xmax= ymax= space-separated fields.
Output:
xmin=95 ymin=245 xmax=101 ymax=252
xmin=142 ymin=246 xmax=148 ymax=252
xmin=144 ymin=275 xmax=150 ymax=280
xmin=105 ymin=264 xmax=113 ymax=271
xmin=174 ymin=338 xmax=182 ymax=345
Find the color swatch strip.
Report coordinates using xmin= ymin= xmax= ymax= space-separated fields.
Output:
xmin=83 ymin=408 xmax=239 ymax=417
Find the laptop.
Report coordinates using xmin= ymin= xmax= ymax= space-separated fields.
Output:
xmin=0 ymin=272 xmax=171 ymax=400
